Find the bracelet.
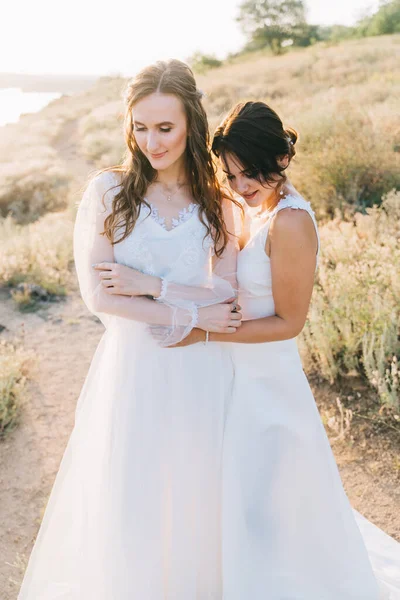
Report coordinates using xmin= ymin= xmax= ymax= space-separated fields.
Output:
xmin=154 ymin=278 xmax=168 ymax=301
xmin=204 ymin=331 xmax=209 ymax=345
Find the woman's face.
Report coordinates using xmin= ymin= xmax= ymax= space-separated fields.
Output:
xmin=132 ymin=92 xmax=188 ymax=171
xmin=222 ymin=153 xmax=281 ymax=208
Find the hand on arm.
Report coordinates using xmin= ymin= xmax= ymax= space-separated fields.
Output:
xmin=92 ymin=262 xmax=162 ymax=298
xmin=74 ymin=175 xmax=242 ymax=346
xmin=163 ymin=299 xmax=243 ymax=347
xmin=91 ymin=198 xmax=240 ymax=305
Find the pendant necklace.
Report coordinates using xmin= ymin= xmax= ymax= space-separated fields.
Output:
xmin=156 ymin=181 xmax=188 ymax=202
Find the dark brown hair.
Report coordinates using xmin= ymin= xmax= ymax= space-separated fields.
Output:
xmin=212 ymin=101 xmax=298 ymax=191
xmin=101 ymin=59 xmax=234 ymax=256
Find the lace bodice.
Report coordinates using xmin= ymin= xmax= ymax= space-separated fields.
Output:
xmin=73 ymin=171 xmax=238 ymax=343
xmin=95 ymin=174 xmax=214 ymax=286
xmin=237 ymin=194 xmax=320 ymax=321
xmin=147 ymin=202 xmax=197 ymax=232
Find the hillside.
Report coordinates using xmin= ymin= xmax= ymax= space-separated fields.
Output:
xmin=1 ymin=34 xmax=399 ymax=222
xmin=0 ymin=34 xmax=399 ymax=599
xmin=0 ymin=72 xmax=99 ymax=94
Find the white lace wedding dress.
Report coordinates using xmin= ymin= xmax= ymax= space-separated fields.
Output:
xmin=17 ymin=172 xmax=237 ymax=599
xmin=222 ymin=194 xmax=400 ymax=599
xmin=17 ymin=176 xmax=400 ymax=599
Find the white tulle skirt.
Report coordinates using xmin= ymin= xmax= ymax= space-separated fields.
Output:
xmin=18 ymin=320 xmax=234 ymax=599
xmin=223 ymin=338 xmax=399 ymax=599
xmin=17 ymin=323 xmax=400 ymax=599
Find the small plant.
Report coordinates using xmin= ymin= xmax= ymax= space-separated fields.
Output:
xmin=188 ymin=52 xmax=223 ymax=74
xmin=0 ymin=160 xmax=71 ymax=224
xmin=299 ymin=190 xmax=400 ymax=411
xmin=0 ymin=340 xmax=34 ymax=438
xmin=0 ymin=213 xmax=73 ymax=308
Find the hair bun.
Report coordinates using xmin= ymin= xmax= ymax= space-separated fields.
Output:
xmin=285 ymin=127 xmax=298 ymax=146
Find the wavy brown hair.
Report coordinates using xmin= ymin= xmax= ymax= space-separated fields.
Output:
xmin=212 ymin=101 xmax=298 ymax=195
xmin=101 ymin=59 xmax=234 ymax=256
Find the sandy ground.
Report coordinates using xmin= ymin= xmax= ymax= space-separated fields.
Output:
xmin=0 ymin=289 xmax=399 ymax=599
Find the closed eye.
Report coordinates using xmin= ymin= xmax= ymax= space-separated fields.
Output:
xmin=243 ymin=170 xmax=259 ymax=179
xmin=134 ymin=126 xmax=171 ymax=133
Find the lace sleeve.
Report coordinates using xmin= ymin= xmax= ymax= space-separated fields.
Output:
xmin=73 ymin=172 xmax=196 ymax=337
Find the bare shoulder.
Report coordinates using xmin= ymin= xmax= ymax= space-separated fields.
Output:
xmin=269 ymin=207 xmax=318 ymax=256
xmin=271 ymin=206 xmax=316 ymax=239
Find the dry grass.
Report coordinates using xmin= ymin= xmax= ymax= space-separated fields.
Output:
xmin=45 ymin=35 xmax=399 ymax=218
xmin=0 ymin=212 xmax=74 ymax=306
xmin=299 ymin=190 xmax=400 ymax=410
xmin=200 ymin=35 xmax=400 ymax=217
xmin=0 ymin=77 xmax=126 ymax=223
xmin=0 ymin=160 xmax=70 ymax=224
xmin=4 ymin=36 xmax=398 ymax=221
xmin=0 ymin=339 xmax=34 ymax=438
xmin=79 ymin=101 xmax=125 ymax=167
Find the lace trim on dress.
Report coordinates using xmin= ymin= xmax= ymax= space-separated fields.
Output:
xmin=149 ymin=203 xmax=197 ymax=231
xmin=274 ymin=194 xmax=320 ymax=261
xmin=190 ymin=305 xmax=199 ymax=329
xmin=154 ymin=278 xmax=168 ymax=301
xmin=275 ymin=194 xmax=316 ymax=216
xmin=251 ymin=194 xmax=320 ymax=265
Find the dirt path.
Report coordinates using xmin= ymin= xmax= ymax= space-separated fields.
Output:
xmin=0 ymin=292 xmax=103 ymax=598
xmin=52 ymin=117 xmax=96 ymax=184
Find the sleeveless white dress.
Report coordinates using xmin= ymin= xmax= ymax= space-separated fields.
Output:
xmin=17 ymin=173 xmax=235 ymax=599
xmin=222 ymin=195 xmax=400 ymax=599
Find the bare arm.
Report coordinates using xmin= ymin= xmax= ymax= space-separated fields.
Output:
xmin=178 ymin=208 xmax=318 ymax=345
xmin=211 ymin=208 xmax=318 ymax=343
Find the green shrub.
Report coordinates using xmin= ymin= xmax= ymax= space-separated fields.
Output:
xmin=357 ymin=0 xmax=400 ymax=37
xmin=189 ymin=52 xmax=223 ymax=74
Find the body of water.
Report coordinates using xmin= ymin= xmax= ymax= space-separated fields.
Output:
xmin=0 ymin=88 xmax=62 ymax=127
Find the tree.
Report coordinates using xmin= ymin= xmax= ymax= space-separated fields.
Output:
xmin=358 ymin=0 xmax=400 ymax=36
xmin=237 ymin=0 xmax=307 ymax=54
xmin=187 ymin=52 xmax=223 ymax=74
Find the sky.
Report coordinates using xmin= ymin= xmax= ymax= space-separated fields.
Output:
xmin=1 ymin=0 xmax=380 ymax=76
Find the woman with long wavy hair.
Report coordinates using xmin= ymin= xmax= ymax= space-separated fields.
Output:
xmin=17 ymin=59 xmax=242 ymax=599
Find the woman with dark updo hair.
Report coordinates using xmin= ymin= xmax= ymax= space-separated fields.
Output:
xmin=176 ymin=101 xmax=399 ymax=598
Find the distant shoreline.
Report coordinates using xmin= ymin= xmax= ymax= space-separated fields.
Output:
xmin=0 ymin=88 xmax=62 ymax=127
xmin=0 ymin=72 xmax=99 ymax=94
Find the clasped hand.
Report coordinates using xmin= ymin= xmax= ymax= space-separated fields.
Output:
xmin=197 ymin=300 xmax=242 ymax=334
xmin=93 ymin=262 xmax=242 ymax=336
